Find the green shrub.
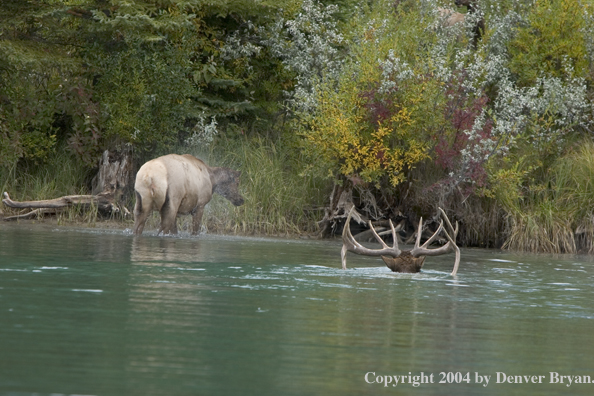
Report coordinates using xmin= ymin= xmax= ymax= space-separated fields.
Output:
xmin=508 ymin=0 xmax=590 ymax=86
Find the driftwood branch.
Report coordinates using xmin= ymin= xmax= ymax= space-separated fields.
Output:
xmin=2 ymin=191 xmax=119 ymax=221
xmin=3 ymin=208 xmax=64 ymax=221
xmin=2 ymin=191 xmax=116 ymax=211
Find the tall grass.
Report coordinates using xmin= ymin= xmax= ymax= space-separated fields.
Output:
xmin=502 ymin=140 xmax=594 ymax=253
xmin=1 ymin=152 xmax=89 ymax=201
xmin=0 ymin=151 xmax=95 ymax=223
xmin=179 ymin=137 xmax=329 ymax=236
xmin=553 ymin=140 xmax=594 ymax=253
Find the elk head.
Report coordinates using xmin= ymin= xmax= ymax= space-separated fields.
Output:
xmin=341 ymin=207 xmax=461 ymax=275
xmin=455 ymin=0 xmax=476 ymax=8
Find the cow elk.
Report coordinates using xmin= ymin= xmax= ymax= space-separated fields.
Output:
xmin=341 ymin=207 xmax=460 ymax=275
xmin=133 ymin=154 xmax=244 ymax=236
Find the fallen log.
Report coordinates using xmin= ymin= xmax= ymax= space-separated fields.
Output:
xmin=2 ymin=191 xmax=121 ymax=221
xmin=2 ymin=191 xmax=116 ymax=211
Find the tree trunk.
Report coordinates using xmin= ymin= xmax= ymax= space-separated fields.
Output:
xmin=91 ymin=148 xmax=133 ymax=204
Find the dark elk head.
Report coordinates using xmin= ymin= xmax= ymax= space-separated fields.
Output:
xmin=341 ymin=207 xmax=460 ymax=275
xmin=212 ymin=168 xmax=245 ymax=206
xmin=454 ymin=0 xmax=475 ymax=7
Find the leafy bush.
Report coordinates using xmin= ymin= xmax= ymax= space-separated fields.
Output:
xmin=508 ymin=0 xmax=590 ymax=86
xmin=300 ymin=5 xmax=447 ymax=187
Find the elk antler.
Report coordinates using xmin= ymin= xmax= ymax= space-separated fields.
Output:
xmin=410 ymin=207 xmax=460 ymax=275
xmin=341 ymin=207 xmax=401 ymax=270
xmin=341 ymin=207 xmax=461 ymax=275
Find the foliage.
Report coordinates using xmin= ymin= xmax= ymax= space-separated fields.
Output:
xmin=3 ymin=0 xmax=594 ymax=251
xmin=300 ymin=5 xmax=446 ymax=187
xmin=83 ymin=0 xmax=262 ymax=156
xmin=508 ymin=0 xmax=590 ymax=86
xmin=87 ymin=38 xmax=200 ymax=155
xmin=261 ymin=0 xmax=347 ymax=112
xmin=292 ymin=0 xmax=594 ymax=250
xmin=0 ymin=0 xmax=303 ymax=169
xmin=0 ymin=1 xmax=97 ymax=167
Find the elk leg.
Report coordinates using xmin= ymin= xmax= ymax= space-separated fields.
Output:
xmin=159 ymin=196 xmax=180 ymax=235
xmin=133 ymin=192 xmax=151 ymax=235
xmin=191 ymin=206 xmax=205 ymax=236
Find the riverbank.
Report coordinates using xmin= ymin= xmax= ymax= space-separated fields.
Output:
xmin=0 ymin=213 xmax=130 ymax=231
xmin=0 ymin=210 xmax=320 ymax=240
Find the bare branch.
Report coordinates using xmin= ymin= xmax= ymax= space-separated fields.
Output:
xmin=3 ymin=208 xmax=63 ymax=221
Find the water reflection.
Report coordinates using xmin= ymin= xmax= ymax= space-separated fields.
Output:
xmin=126 ymin=236 xmax=215 ymax=394
xmin=131 ymin=237 xmax=204 ymax=264
xmin=1 ymin=224 xmax=594 ymax=395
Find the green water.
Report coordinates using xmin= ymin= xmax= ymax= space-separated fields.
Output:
xmin=1 ymin=223 xmax=593 ymax=396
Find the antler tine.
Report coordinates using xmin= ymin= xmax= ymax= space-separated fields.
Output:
xmin=388 ymin=218 xmax=400 ymax=251
xmin=368 ymin=220 xmax=390 ymax=249
xmin=340 ymin=243 xmax=348 ymax=270
xmin=441 ymin=224 xmax=461 ymax=276
xmin=341 ymin=207 xmax=363 ymax=269
xmin=419 ymin=219 xmax=445 ymax=249
xmin=438 ymin=207 xmax=460 ymax=276
xmin=341 ymin=207 xmax=402 ymax=269
xmin=415 ymin=216 xmax=423 ymax=248
xmin=438 ymin=207 xmax=458 ymax=238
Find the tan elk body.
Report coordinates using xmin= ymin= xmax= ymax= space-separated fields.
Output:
xmin=133 ymin=154 xmax=244 ymax=236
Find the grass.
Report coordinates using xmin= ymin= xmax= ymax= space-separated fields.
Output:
xmin=501 ymin=139 xmax=594 ymax=253
xmin=503 ymin=204 xmax=576 ymax=253
xmin=0 ymin=151 xmax=96 ymax=224
xmin=1 ymin=152 xmax=89 ymax=201
xmin=181 ymin=136 xmax=329 ymax=236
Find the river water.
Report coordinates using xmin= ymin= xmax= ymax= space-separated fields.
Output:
xmin=1 ymin=223 xmax=593 ymax=395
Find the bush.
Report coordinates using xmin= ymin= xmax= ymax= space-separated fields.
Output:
xmin=300 ymin=4 xmax=447 ymax=187
xmin=508 ymin=0 xmax=590 ymax=86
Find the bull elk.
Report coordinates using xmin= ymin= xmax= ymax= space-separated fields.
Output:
xmin=341 ymin=207 xmax=460 ymax=275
